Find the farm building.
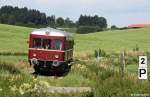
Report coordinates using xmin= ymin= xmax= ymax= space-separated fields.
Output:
xmin=128 ymin=24 xmax=150 ymax=28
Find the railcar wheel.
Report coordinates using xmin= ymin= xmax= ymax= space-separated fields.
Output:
xmin=33 ymin=64 xmax=41 ymax=74
xmin=53 ymin=63 xmax=69 ymax=76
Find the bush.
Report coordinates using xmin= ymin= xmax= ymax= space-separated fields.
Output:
xmin=76 ymin=26 xmax=102 ymax=34
xmin=94 ymin=48 xmax=106 ymax=58
xmin=133 ymin=44 xmax=139 ymax=51
xmin=0 ymin=61 xmax=21 ymax=74
xmin=126 ymin=56 xmax=138 ymax=65
xmin=111 ymin=25 xmax=118 ymax=30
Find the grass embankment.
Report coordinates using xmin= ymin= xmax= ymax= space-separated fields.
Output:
xmin=1 ymin=58 xmax=150 ymax=97
xmin=0 ymin=59 xmax=93 ymax=97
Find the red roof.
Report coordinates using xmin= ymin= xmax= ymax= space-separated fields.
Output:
xmin=128 ymin=24 xmax=150 ymax=28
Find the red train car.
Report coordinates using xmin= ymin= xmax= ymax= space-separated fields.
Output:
xmin=28 ymin=27 xmax=74 ymax=73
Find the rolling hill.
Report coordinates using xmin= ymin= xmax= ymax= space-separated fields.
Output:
xmin=0 ymin=24 xmax=150 ymax=54
xmin=0 ymin=24 xmax=150 ymax=97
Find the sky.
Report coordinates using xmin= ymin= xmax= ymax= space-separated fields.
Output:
xmin=0 ymin=0 xmax=150 ymax=27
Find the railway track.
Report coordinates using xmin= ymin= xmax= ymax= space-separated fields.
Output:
xmin=28 ymin=61 xmax=92 ymax=93
xmin=48 ymin=86 xmax=91 ymax=93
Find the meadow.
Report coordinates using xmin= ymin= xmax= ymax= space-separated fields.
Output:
xmin=0 ymin=24 xmax=150 ymax=97
xmin=1 ymin=24 xmax=150 ymax=54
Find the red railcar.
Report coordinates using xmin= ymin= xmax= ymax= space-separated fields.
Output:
xmin=28 ymin=27 xmax=74 ymax=73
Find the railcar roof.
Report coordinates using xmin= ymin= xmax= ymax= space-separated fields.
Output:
xmin=31 ymin=27 xmax=73 ymax=37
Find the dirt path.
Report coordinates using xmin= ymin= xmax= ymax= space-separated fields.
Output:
xmin=48 ymin=86 xmax=91 ymax=93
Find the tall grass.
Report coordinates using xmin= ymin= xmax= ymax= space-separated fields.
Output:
xmin=0 ymin=52 xmax=150 ymax=97
xmin=0 ymin=60 xmax=93 ymax=97
xmin=0 ymin=61 xmax=21 ymax=74
xmin=71 ymin=56 xmax=150 ymax=97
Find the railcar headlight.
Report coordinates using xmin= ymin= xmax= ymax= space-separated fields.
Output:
xmin=54 ymin=55 xmax=59 ymax=58
xmin=52 ymin=61 xmax=60 ymax=67
xmin=31 ymin=58 xmax=38 ymax=65
xmin=33 ymin=53 xmax=37 ymax=57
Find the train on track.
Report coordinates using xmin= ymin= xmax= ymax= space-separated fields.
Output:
xmin=28 ymin=27 xmax=74 ymax=74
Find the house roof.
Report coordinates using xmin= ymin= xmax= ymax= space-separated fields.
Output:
xmin=128 ymin=24 xmax=150 ymax=28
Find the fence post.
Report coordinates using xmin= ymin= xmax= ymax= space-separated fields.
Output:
xmin=97 ymin=49 xmax=100 ymax=62
xmin=120 ymin=50 xmax=126 ymax=79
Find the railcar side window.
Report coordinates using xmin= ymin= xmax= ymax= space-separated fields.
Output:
xmin=51 ymin=40 xmax=62 ymax=50
xmin=32 ymin=38 xmax=42 ymax=48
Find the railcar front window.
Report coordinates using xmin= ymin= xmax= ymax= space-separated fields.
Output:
xmin=43 ymin=39 xmax=51 ymax=49
xmin=32 ymin=38 xmax=42 ymax=48
xmin=51 ymin=40 xmax=62 ymax=50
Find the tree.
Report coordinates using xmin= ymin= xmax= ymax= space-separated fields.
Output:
xmin=98 ymin=17 xmax=107 ymax=29
xmin=111 ymin=25 xmax=118 ymax=29
xmin=76 ymin=14 xmax=107 ymax=33
xmin=56 ymin=17 xmax=65 ymax=27
xmin=64 ymin=17 xmax=75 ymax=27
xmin=8 ymin=15 xmax=16 ymax=24
xmin=0 ymin=6 xmax=48 ymax=27
xmin=47 ymin=15 xmax=56 ymax=28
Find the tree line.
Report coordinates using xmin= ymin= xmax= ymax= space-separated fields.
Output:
xmin=0 ymin=6 xmax=107 ymax=33
xmin=77 ymin=15 xmax=107 ymax=33
xmin=0 ymin=6 xmax=75 ymax=28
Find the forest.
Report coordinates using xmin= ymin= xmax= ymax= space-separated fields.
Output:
xmin=0 ymin=6 xmax=107 ymax=33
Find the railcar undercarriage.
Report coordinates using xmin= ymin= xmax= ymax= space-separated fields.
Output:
xmin=29 ymin=59 xmax=70 ymax=75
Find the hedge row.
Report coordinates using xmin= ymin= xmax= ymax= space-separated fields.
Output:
xmin=76 ymin=26 xmax=103 ymax=34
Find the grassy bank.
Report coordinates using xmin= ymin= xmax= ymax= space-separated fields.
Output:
xmin=0 ymin=54 xmax=150 ymax=97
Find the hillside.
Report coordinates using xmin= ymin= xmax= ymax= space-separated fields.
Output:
xmin=75 ymin=28 xmax=150 ymax=53
xmin=0 ymin=24 xmax=33 ymax=53
xmin=0 ymin=24 xmax=150 ymax=96
xmin=0 ymin=24 xmax=150 ymax=54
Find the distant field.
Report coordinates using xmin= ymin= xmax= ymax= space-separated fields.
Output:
xmin=75 ymin=28 xmax=150 ymax=54
xmin=0 ymin=24 xmax=150 ymax=54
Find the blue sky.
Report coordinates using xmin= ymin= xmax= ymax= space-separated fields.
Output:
xmin=0 ymin=0 xmax=150 ymax=27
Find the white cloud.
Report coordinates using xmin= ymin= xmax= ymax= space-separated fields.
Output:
xmin=0 ymin=0 xmax=150 ymax=26
xmin=31 ymin=0 xmax=150 ymax=16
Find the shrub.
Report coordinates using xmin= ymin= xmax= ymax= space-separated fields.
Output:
xmin=94 ymin=48 xmax=106 ymax=58
xmin=133 ymin=44 xmax=139 ymax=51
xmin=98 ymin=69 xmax=115 ymax=80
xmin=76 ymin=26 xmax=102 ymax=34
xmin=111 ymin=25 xmax=118 ymax=30
xmin=126 ymin=56 xmax=138 ymax=65
xmin=0 ymin=61 xmax=21 ymax=74
xmin=146 ymin=51 xmax=150 ymax=60
xmin=80 ymin=91 xmax=94 ymax=97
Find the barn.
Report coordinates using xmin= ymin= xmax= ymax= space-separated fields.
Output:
xmin=128 ymin=24 xmax=150 ymax=28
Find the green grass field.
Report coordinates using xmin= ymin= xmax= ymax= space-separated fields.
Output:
xmin=0 ymin=24 xmax=150 ymax=54
xmin=0 ymin=24 xmax=33 ymax=53
xmin=0 ymin=24 xmax=150 ymax=97
xmin=75 ymin=28 xmax=150 ymax=53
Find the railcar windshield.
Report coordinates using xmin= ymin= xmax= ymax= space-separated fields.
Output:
xmin=51 ymin=40 xmax=62 ymax=50
xmin=32 ymin=38 xmax=62 ymax=50
xmin=43 ymin=39 xmax=51 ymax=49
xmin=32 ymin=38 xmax=42 ymax=48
